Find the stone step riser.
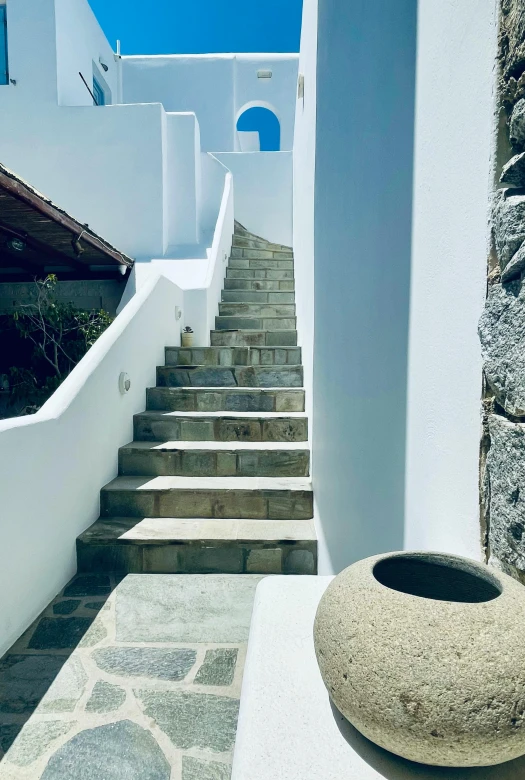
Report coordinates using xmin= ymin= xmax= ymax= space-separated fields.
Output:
xmin=147 ymin=388 xmax=305 ymax=413
xmin=224 ymin=279 xmax=295 ymax=291
xmin=232 ymin=236 xmax=292 ymax=251
xmin=119 ymin=449 xmax=310 ymax=478
xmin=164 ymin=346 xmax=302 ymax=367
xmin=100 ymin=489 xmax=314 ymax=521
xmin=215 ymin=317 xmax=297 ymax=331
xmin=210 ymin=330 xmax=298 ymax=347
xmin=219 ymin=303 xmax=296 ymax=317
xmin=77 ymin=539 xmax=317 ymax=575
xmin=221 ymin=291 xmax=295 ymax=304
xmin=134 ymin=414 xmax=308 ymax=443
xmin=231 ymin=247 xmax=293 ymax=260
xmin=156 ymin=365 xmax=304 ymax=389
xmin=227 ymin=269 xmax=294 ymax=281
xmin=229 ymin=258 xmax=294 ymax=271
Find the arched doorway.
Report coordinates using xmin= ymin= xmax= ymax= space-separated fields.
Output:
xmin=236 ymin=104 xmax=281 ymax=152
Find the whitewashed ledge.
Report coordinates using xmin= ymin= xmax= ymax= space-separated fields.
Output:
xmin=231 ymin=576 xmax=525 ymax=780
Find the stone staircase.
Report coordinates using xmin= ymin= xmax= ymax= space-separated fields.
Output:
xmin=77 ymin=222 xmax=316 ymax=575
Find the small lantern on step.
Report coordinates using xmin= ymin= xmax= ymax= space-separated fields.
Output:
xmin=181 ymin=326 xmax=194 ymax=348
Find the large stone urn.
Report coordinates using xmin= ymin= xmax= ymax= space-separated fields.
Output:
xmin=314 ymin=551 xmax=525 ymax=767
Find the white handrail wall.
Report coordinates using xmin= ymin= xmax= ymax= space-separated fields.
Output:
xmin=0 ymin=274 xmax=184 ymax=657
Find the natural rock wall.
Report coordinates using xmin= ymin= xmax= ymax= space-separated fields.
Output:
xmin=480 ymin=0 xmax=525 ymax=582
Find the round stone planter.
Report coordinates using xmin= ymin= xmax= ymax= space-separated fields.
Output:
xmin=314 ymin=551 xmax=525 ymax=767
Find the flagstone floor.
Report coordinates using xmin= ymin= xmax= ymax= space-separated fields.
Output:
xmin=0 ymin=573 xmax=263 ymax=779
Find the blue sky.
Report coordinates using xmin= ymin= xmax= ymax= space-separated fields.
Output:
xmin=88 ymin=0 xmax=303 ymax=55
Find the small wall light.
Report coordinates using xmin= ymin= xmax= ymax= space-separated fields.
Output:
xmin=119 ymin=372 xmax=131 ymax=394
xmin=99 ymin=57 xmax=109 ymax=73
xmin=298 ymin=74 xmax=305 ymax=100
xmin=7 ymin=237 xmax=26 ymax=252
xmin=257 ymin=70 xmax=272 ymax=79
xmin=175 ymin=306 xmax=182 ymax=321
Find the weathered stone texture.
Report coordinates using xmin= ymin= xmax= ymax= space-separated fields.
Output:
xmin=85 ymin=681 xmax=126 ymax=713
xmin=182 ymin=756 xmax=231 ymax=780
xmin=6 ymin=721 xmax=74 ymax=767
xmin=492 ymin=188 xmax=525 ymax=272
xmin=486 ymin=414 xmax=525 ymax=571
xmin=194 ymin=649 xmax=238 ymax=686
xmin=500 ymin=0 xmax=525 ymax=83
xmin=510 ymin=99 xmax=525 ymax=147
xmin=40 ymin=720 xmax=170 ymax=779
xmin=136 ymin=690 xmax=239 ymax=752
xmin=479 ymin=278 xmax=525 ymax=416
xmin=500 ymin=151 xmax=525 ymax=186
xmin=93 ymin=647 xmax=197 ymax=681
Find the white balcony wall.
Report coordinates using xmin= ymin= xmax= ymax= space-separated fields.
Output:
xmin=0 ymin=99 xmax=167 ymax=258
xmin=122 ymin=54 xmax=299 ymax=152
xmin=214 ymin=152 xmax=293 ymax=246
xmin=0 ymin=275 xmax=184 ymax=658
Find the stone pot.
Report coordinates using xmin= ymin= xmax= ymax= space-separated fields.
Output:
xmin=181 ymin=332 xmax=194 ymax=348
xmin=314 ymin=551 xmax=525 ymax=767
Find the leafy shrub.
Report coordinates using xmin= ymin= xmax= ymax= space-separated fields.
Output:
xmin=2 ymin=275 xmax=112 ymax=416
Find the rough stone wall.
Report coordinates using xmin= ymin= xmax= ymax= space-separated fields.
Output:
xmin=479 ymin=0 xmax=525 ymax=583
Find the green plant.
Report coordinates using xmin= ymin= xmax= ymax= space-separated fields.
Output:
xmin=6 ymin=275 xmax=112 ymax=413
xmin=183 ymin=326 xmax=194 ymax=333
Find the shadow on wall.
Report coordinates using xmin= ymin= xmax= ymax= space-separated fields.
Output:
xmin=236 ymin=106 xmax=281 ymax=152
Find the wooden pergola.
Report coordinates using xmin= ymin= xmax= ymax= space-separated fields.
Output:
xmin=0 ymin=163 xmax=133 ymax=281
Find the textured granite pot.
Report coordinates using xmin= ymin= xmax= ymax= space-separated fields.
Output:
xmin=314 ymin=551 xmax=525 ymax=767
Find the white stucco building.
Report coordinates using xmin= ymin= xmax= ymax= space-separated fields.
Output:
xmin=0 ymin=0 xmax=517 ymax=774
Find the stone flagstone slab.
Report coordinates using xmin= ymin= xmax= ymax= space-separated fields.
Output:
xmin=5 ymin=720 xmax=74 ymax=767
xmin=136 ymin=689 xmax=239 ymax=752
xmin=85 ymin=681 xmax=126 ymax=713
xmin=40 ymin=720 xmax=170 ymax=780
xmin=0 ymin=655 xmax=67 ymax=714
xmin=195 ymin=649 xmax=238 ymax=686
xmin=93 ymin=647 xmax=197 ymax=681
xmin=115 ymin=574 xmax=262 ymax=643
xmin=182 ymin=756 xmax=231 ymax=780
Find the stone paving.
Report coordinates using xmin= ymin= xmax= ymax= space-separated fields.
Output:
xmin=0 ymin=573 xmax=262 ymax=779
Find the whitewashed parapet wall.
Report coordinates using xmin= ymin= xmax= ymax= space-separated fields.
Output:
xmin=479 ymin=1 xmax=525 ymax=581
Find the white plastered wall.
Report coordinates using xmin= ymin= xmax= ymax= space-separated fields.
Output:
xmin=308 ymin=0 xmax=417 ymax=574
xmin=121 ymin=54 xmax=298 ymax=152
xmin=404 ymin=0 xmax=499 ymax=558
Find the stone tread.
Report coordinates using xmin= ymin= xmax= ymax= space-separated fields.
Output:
xmin=102 ymin=476 xmax=313 ymax=492
xmin=135 ymin=410 xmax=308 ymax=419
xmin=120 ymin=441 xmax=311 ymax=452
xmin=215 ymin=316 xmax=297 ymax=331
xmin=78 ymin=517 xmax=317 ymax=543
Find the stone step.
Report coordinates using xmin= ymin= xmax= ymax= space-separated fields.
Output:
xmin=224 ymin=278 xmax=295 ymax=291
xmin=210 ymin=330 xmax=298 ymax=347
xmin=231 ymin=247 xmax=293 ymax=260
xmin=134 ymin=411 xmax=308 ymax=442
xmin=156 ymin=364 xmax=304 ymax=388
xmin=215 ymin=316 xmax=297 ymax=331
xmin=232 ymin=236 xmax=292 ymax=252
xmin=226 ymin=268 xmax=294 ymax=281
xmin=77 ymin=517 xmax=317 ymax=575
xmin=147 ymin=387 xmax=305 ymax=413
xmin=118 ymin=441 xmax=310 ymax=478
xmin=100 ymin=476 xmax=314 ymax=520
xmin=218 ymin=303 xmax=296 ymax=317
xmin=165 ymin=346 xmax=302 ymax=367
xmin=221 ymin=290 xmax=295 ymax=304
xmin=229 ymin=258 xmax=294 ymax=271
